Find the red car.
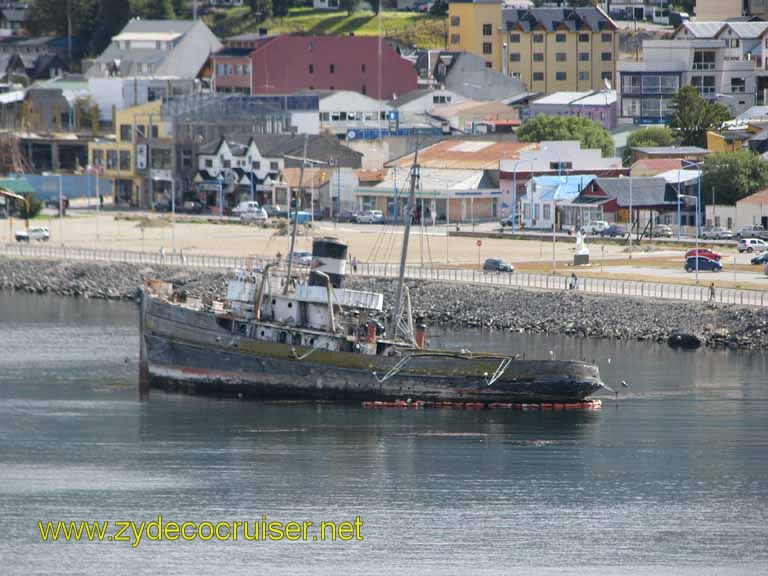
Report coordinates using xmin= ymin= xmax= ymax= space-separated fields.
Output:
xmin=685 ymin=248 xmax=722 ymax=261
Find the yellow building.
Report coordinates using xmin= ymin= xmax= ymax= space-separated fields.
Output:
xmin=88 ymin=100 xmax=172 ymax=207
xmin=448 ymin=2 xmax=619 ymax=94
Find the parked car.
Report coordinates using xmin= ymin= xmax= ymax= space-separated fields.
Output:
xmin=240 ymin=207 xmax=269 ymax=223
xmin=336 ymin=210 xmax=359 ymax=223
xmin=357 ymin=210 xmax=384 ymax=224
xmin=750 ymin=250 xmax=768 ymax=265
xmin=581 ymin=220 xmax=610 ymax=235
xmin=483 ymin=258 xmax=514 ymax=273
xmin=651 ymin=224 xmax=673 ymax=238
xmin=685 ymin=248 xmax=721 ymax=261
xmin=599 ymin=225 xmax=627 ymax=238
xmin=685 ymin=256 xmax=722 ymax=273
xmin=736 ymin=225 xmax=766 ymax=239
xmin=263 ymin=204 xmax=283 ymax=218
xmin=737 ymin=238 xmax=767 ymax=253
xmin=290 ymin=251 xmax=313 ymax=267
xmin=289 ymin=210 xmax=312 ymax=224
xmin=15 ymin=226 xmax=50 ymax=242
xmin=181 ymin=200 xmax=204 ymax=214
xmin=153 ymin=199 xmax=171 ymax=212
xmin=701 ymin=226 xmax=733 ymax=240
xmin=233 ymin=201 xmax=262 ymax=215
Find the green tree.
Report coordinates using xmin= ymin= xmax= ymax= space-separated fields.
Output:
xmin=272 ymin=0 xmax=297 ymax=18
xmin=89 ymin=0 xmax=133 ymax=55
xmin=669 ymin=86 xmax=731 ymax=148
xmin=18 ymin=193 xmax=43 ymax=220
xmin=623 ymin=126 xmax=675 ymax=165
xmin=701 ymin=151 xmax=768 ymax=205
xmin=172 ymin=0 xmax=185 ymax=17
xmin=133 ymin=0 xmax=175 ymax=19
xmin=517 ymin=115 xmax=615 ymax=157
xmin=248 ymin=0 xmax=273 ymax=19
xmin=27 ymin=0 xmax=96 ymax=37
xmin=340 ymin=0 xmax=359 ymax=16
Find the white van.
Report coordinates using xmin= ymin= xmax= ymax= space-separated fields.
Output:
xmin=233 ymin=201 xmax=261 ymax=215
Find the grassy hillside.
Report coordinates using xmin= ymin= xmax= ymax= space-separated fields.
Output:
xmin=207 ymin=7 xmax=448 ymax=49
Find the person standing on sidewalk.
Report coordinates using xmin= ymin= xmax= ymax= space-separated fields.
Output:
xmin=709 ymin=282 xmax=716 ymax=302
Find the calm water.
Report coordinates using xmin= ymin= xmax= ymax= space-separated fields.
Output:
xmin=1 ymin=291 xmax=767 ymax=575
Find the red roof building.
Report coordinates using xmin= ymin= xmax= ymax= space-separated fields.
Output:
xmin=212 ymin=35 xmax=418 ymax=99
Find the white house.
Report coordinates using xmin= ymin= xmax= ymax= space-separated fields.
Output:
xmin=317 ymin=90 xmax=394 ymax=137
xmin=520 ymin=174 xmax=598 ymax=230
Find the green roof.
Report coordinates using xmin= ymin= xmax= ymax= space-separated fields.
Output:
xmin=0 ymin=177 xmax=35 ymax=194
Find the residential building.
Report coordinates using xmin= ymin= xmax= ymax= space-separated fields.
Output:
xmin=630 ymin=146 xmax=710 ymax=163
xmin=212 ymin=35 xmax=417 ymax=100
xmin=528 ymin=90 xmax=618 ymax=129
xmin=703 ymin=190 xmax=768 ymax=230
xmin=356 ymin=166 xmax=502 ymax=223
xmin=431 ymin=99 xmax=522 ymax=133
xmin=426 ymin=51 xmax=528 ymax=102
xmin=629 ymin=158 xmax=682 ymax=177
xmin=0 ymin=4 xmax=27 ymax=36
xmin=86 ymin=19 xmax=222 ymax=79
xmin=88 ymin=77 xmax=197 ymax=123
xmin=620 ymin=20 xmax=768 ymax=124
xmin=447 ymin=3 xmax=619 ymax=93
xmin=88 ymin=100 xmax=171 ymax=206
xmin=520 ymin=174 xmax=597 ymax=230
xmin=693 ymin=0 xmax=768 ymax=21
xmin=499 ymin=140 xmax=626 ymax=220
xmin=274 ymin=167 xmax=331 ymax=215
xmin=567 ymin=176 xmax=685 ymax=232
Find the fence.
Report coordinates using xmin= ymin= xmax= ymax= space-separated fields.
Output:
xmin=2 ymin=242 xmax=766 ymax=307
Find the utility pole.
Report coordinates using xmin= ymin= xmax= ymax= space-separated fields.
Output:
xmin=67 ymin=0 xmax=72 ymax=63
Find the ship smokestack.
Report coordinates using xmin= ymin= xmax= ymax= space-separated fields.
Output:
xmin=309 ymin=237 xmax=348 ymax=288
xmin=415 ymin=323 xmax=427 ymax=349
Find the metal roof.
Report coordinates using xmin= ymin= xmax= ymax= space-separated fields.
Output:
xmin=525 ymin=174 xmax=597 ymax=202
xmin=632 ymin=146 xmax=710 ymax=156
xmin=677 ymin=21 xmax=726 ymax=39
xmin=717 ymin=22 xmax=768 ymax=38
xmin=593 ymin=177 xmax=673 ymax=207
xmin=362 ymin=167 xmax=495 ymax=194
xmin=388 ymin=139 xmax=536 ymax=170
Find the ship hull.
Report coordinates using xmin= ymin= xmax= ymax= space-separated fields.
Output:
xmin=141 ymin=295 xmax=604 ymax=403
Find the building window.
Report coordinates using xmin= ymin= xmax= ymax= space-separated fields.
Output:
xmin=692 ymin=75 xmax=716 ymax=96
xmin=361 ymin=63 xmax=366 ymax=73
xmin=106 ymin=150 xmax=117 ymax=170
xmin=602 ymin=33 xmax=612 ymax=42
xmin=510 ymin=53 xmax=520 ymax=62
xmin=533 ymin=72 xmax=544 ymax=81
xmin=120 ymin=125 xmax=131 ymax=141
xmin=621 ymin=98 xmax=642 ymax=118
xmin=119 ymin=150 xmax=131 ymax=171
xmin=549 ymin=161 xmax=573 ymax=171
xmin=205 ymin=158 xmax=213 ymax=168
xmin=309 ymin=64 xmax=314 ymax=74
xmin=483 ymin=23 xmax=493 ymax=36
xmin=579 ymin=33 xmax=589 ymax=42
xmin=556 ymin=33 xmax=566 ymax=43
xmin=243 ymin=64 xmax=250 ymax=75
xmin=601 ymin=52 xmax=612 ymax=61
xmin=510 ymin=33 xmax=520 ymax=43
xmin=579 ymin=71 xmax=589 ymax=81
xmin=320 ymin=112 xmax=329 ymax=121
xmin=483 ymin=42 xmax=492 ymax=54
xmin=485 ymin=61 xmax=492 ymax=68
xmin=693 ymin=50 xmax=716 ymax=70
xmin=533 ymin=33 xmax=544 ymax=43
xmin=252 ymin=161 xmax=261 ymax=170
xmin=450 ymin=15 xmax=460 ymax=26
xmin=223 ymin=159 xmax=231 ymax=168
xmin=270 ymin=161 xmax=279 ymax=171
xmin=731 ymin=77 xmax=746 ymax=93
xmin=556 ymin=52 xmax=567 ymax=62
xmin=511 ymin=72 xmax=521 ymax=79
xmin=533 ymin=52 xmax=544 ymax=62
xmin=543 ymin=204 xmax=551 ymax=220
xmin=579 ymin=52 xmax=589 ymax=62
xmin=601 ymin=71 xmax=612 ymax=82
xmin=329 ymin=64 xmax=335 ymax=73
xmin=362 ymin=84 xmax=367 ymax=95
xmin=622 ymin=75 xmax=641 ymax=94
xmin=451 ymin=34 xmax=460 ymax=45
xmin=556 ymin=71 xmax=567 ymax=81
xmin=93 ymin=150 xmax=104 ymax=167
xmin=728 ymin=38 xmax=740 ymax=48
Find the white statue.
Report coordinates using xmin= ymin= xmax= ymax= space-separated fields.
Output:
xmin=575 ymin=229 xmax=590 ymax=256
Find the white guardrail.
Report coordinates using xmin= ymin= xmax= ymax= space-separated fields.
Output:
xmin=2 ymin=242 xmax=767 ymax=307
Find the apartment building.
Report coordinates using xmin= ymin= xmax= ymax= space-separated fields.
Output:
xmin=619 ymin=21 xmax=768 ymax=124
xmin=447 ymin=2 xmax=619 ymax=94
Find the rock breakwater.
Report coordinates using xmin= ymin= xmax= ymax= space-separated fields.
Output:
xmin=2 ymin=257 xmax=767 ymax=350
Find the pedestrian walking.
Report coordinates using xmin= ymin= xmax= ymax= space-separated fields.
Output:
xmin=159 ymin=246 xmax=165 ymax=262
xmin=570 ymin=272 xmax=578 ymax=290
xmin=352 ymin=255 xmax=358 ymax=274
xmin=709 ymin=282 xmax=716 ymax=302
xmin=179 ymin=248 xmax=185 ymax=265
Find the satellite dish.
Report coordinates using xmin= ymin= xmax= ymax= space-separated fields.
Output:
xmin=604 ymin=78 xmax=612 ymax=91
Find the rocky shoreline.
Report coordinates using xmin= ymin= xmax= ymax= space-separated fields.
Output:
xmin=2 ymin=257 xmax=768 ymax=350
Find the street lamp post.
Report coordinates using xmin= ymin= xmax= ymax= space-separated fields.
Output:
xmin=680 ymin=159 xmax=702 ymax=281
xmin=57 ymin=174 xmax=64 ymax=247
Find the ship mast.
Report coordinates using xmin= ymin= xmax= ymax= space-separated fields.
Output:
xmin=388 ymin=146 xmax=420 ymax=339
xmin=284 ymin=135 xmax=309 ymax=294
